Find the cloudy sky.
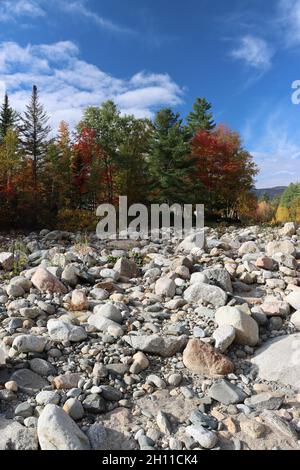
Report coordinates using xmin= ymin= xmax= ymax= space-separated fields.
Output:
xmin=0 ymin=0 xmax=299 ymax=188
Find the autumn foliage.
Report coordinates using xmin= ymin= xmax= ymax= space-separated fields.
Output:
xmin=0 ymin=89 xmax=259 ymax=230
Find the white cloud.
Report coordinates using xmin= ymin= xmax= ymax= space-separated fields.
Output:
xmin=0 ymin=40 xmax=184 ymax=131
xmin=60 ymin=0 xmax=134 ymax=34
xmin=231 ymin=35 xmax=274 ymax=70
xmin=0 ymin=0 xmax=44 ymax=22
xmin=278 ymin=0 xmax=300 ymax=45
xmin=248 ymin=109 xmax=300 ymax=187
xmin=0 ymin=0 xmax=133 ymax=35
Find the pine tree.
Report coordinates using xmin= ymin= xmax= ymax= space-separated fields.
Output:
xmin=0 ymin=94 xmax=16 ymax=144
xmin=148 ymin=108 xmax=201 ymax=205
xmin=20 ymin=85 xmax=50 ymax=189
xmin=187 ymin=98 xmax=215 ymax=135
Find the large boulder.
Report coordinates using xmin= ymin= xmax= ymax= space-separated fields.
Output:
xmin=31 ymin=267 xmax=68 ymax=294
xmin=184 ymin=283 xmax=227 ymax=308
xmin=279 ymin=222 xmax=297 ymax=237
xmin=252 ymin=334 xmax=300 ymax=389
xmin=182 ymin=339 xmax=234 ymax=376
xmin=266 ymin=240 xmax=296 ymax=257
xmin=215 ymin=306 xmax=259 ymax=346
xmin=37 ymin=404 xmax=90 ymax=450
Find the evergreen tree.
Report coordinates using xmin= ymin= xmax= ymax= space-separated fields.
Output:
xmin=186 ymin=98 xmax=215 ymax=135
xmin=0 ymin=94 xmax=16 ymax=144
xmin=260 ymin=191 xmax=270 ymax=203
xmin=20 ymin=85 xmax=50 ymax=189
xmin=148 ymin=108 xmax=201 ymax=205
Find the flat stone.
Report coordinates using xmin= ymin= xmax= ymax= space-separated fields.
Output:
xmin=244 ymin=393 xmax=283 ymax=411
xmin=208 ymin=380 xmax=246 ymax=405
xmin=10 ymin=369 xmax=48 ymax=394
xmin=123 ymin=334 xmax=188 ymax=357
xmin=252 ymin=334 xmax=300 ymax=389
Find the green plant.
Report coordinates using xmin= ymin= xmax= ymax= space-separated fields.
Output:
xmin=9 ymin=238 xmax=29 ymax=275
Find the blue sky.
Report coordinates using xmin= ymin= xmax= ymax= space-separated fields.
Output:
xmin=0 ymin=0 xmax=300 ymax=188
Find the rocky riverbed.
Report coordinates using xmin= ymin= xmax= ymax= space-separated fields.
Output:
xmin=1 ymin=223 xmax=300 ymax=450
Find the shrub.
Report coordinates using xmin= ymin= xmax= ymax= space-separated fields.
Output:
xmin=57 ymin=208 xmax=97 ymax=232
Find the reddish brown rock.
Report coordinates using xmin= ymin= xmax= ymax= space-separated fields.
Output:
xmin=183 ymin=339 xmax=234 ymax=377
xmin=255 ymin=256 xmax=278 ymax=271
xmin=31 ymin=267 xmax=68 ymax=294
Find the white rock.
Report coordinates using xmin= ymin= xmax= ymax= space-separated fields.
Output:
xmin=252 ymin=333 xmax=300 ymax=388
xmin=279 ymin=222 xmax=297 ymax=237
xmin=215 ymin=306 xmax=259 ymax=346
xmin=88 ymin=314 xmax=123 ymax=336
xmin=0 ymin=341 xmax=8 ymax=365
xmin=6 ymin=284 xmax=24 ymax=298
xmin=176 ymin=231 xmax=206 ymax=253
xmin=184 ymin=282 xmax=227 ymax=308
xmin=213 ymin=325 xmax=236 ymax=353
xmin=186 ymin=424 xmax=218 ymax=449
xmin=290 ymin=311 xmax=300 ymax=330
xmin=238 ymin=242 xmax=259 ymax=256
xmin=12 ymin=335 xmax=47 ymax=353
xmin=93 ymin=303 xmax=122 ymax=323
xmin=47 ymin=319 xmax=87 ymax=343
xmin=266 ymin=240 xmax=296 ymax=257
xmin=37 ymin=404 xmax=90 ymax=450
xmin=155 ymin=277 xmax=176 ymax=298
xmin=190 ymin=272 xmax=209 ymax=284
xmin=286 ymin=292 xmax=300 ymax=311
xmin=36 ymin=391 xmax=60 ymax=406
xmin=71 ymin=290 xmax=88 ymax=310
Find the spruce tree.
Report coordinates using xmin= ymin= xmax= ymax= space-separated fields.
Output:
xmin=187 ymin=98 xmax=215 ymax=135
xmin=149 ymin=108 xmax=201 ymax=205
xmin=0 ymin=94 xmax=16 ymax=144
xmin=20 ymin=85 xmax=50 ymax=189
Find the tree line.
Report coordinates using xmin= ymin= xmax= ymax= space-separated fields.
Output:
xmin=0 ymin=87 xmax=258 ymax=230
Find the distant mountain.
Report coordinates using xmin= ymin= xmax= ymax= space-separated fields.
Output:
xmin=255 ymin=186 xmax=287 ymax=200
